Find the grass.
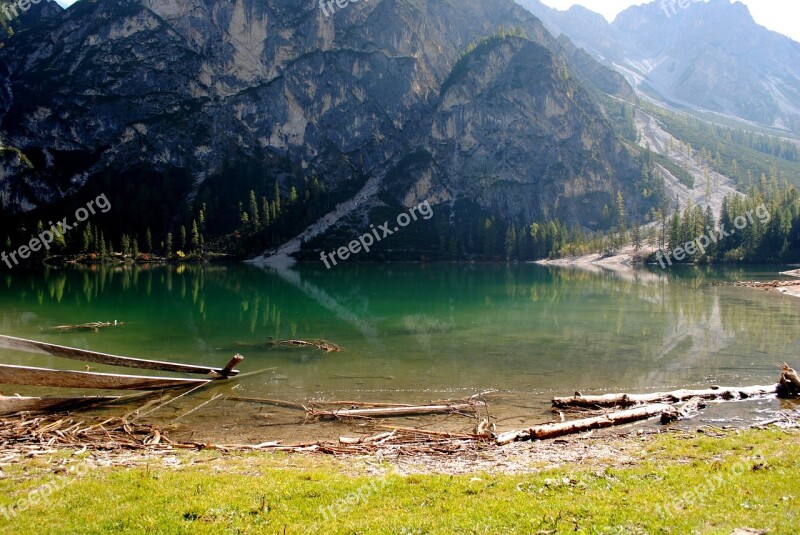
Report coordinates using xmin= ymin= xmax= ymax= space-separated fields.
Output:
xmin=0 ymin=428 xmax=798 ymax=534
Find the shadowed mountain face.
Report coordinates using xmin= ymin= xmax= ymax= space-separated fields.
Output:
xmin=517 ymin=0 xmax=800 ymax=133
xmin=0 ymin=0 xmax=653 ymax=254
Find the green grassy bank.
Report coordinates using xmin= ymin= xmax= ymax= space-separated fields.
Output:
xmin=0 ymin=428 xmax=797 ymax=534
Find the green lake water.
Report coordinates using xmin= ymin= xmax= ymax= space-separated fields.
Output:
xmin=1 ymin=263 xmax=799 ymax=442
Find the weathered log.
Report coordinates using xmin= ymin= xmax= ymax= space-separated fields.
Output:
xmin=660 ymin=397 xmax=706 ymax=424
xmin=47 ymin=321 xmax=124 ymax=333
xmin=779 ymin=363 xmax=800 ymax=398
xmin=309 ymin=402 xmax=483 ymax=420
xmin=552 ymin=384 xmax=780 ymax=409
xmin=0 ymin=395 xmax=119 ymax=415
xmin=279 ymin=339 xmax=341 ymax=352
xmin=0 ymin=334 xmax=240 ymax=377
xmin=0 ymin=363 xmax=208 ymax=390
xmin=226 ymin=396 xmax=307 ymax=411
xmin=496 ymin=404 xmax=674 ymax=445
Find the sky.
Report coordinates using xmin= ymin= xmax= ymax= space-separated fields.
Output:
xmin=538 ymin=0 xmax=800 ymax=43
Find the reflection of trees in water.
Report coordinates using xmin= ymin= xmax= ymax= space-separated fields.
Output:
xmin=2 ymin=264 xmax=799 ymax=392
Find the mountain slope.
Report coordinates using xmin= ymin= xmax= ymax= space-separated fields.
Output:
xmin=0 ymin=0 xmax=654 ymax=260
xmin=517 ymin=0 xmax=800 ymax=133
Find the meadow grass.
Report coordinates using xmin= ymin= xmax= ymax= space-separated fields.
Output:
xmin=0 ymin=428 xmax=797 ymax=534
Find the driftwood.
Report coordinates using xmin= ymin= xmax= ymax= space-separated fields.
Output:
xmin=496 ymin=404 xmax=673 ymax=445
xmin=779 ymin=363 xmax=800 ymax=398
xmin=0 ymin=334 xmax=241 ymax=377
xmin=552 ymin=384 xmax=780 ymax=409
xmin=660 ymin=397 xmax=706 ymax=424
xmin=280 ymin=339 xmax=341 ymax=352
xmin=234 ymin=338 xmax=341 ymax=352
xmin=47 ymin=321 xmax=124 ymax=333
xmin=0 ymin=363 xmax=209 ymax=390
xmin=0 ymin=395 xmax=120 ymax=416
xmin=308 ymin=401 xmax=483 ymax=420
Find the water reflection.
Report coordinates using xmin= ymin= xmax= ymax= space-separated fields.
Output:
xmin=0 ymin=263 xmax=799 ymax=400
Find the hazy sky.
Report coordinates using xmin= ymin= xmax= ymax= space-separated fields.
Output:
xmin=538 ymin=0 xmax=800 ymax=43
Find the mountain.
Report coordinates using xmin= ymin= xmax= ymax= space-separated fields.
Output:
xmin=516 ymin=0 xmax=800 ymax=133
xmin=0 ymin=0 xmax=655 ymax=260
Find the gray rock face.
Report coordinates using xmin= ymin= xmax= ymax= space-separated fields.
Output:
xmin=517 ymin=0 xmax=800 ymax=133
xmin=0 ymin=0 xmax=647 ymax=239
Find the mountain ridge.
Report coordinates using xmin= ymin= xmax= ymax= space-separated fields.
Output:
xmin=516 ymin=0 xmax=800 ymax=133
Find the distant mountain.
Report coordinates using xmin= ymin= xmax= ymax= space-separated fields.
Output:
xmin=0 ymin=0 xmax=654 ymax=260
xmin=517 ymin=0 xmax=800 ymax=133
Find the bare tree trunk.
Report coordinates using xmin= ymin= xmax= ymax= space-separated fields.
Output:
xmin=496 ymin=404 xmax=673 ymax=445
xmin=552 ymin=384 xmax=779 ymax=409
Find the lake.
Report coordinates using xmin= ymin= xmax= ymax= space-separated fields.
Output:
xmin=1 ymin=263 xmax=798 ymax=443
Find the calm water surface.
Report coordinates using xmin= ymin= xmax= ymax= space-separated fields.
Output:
xmin=1 ymin=263 xmax=798 ymax=442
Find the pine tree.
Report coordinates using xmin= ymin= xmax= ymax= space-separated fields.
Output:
xmin=180 ymin=225 xmax=187 ymax=250
xmin=99 ymin=233 xmax=107 ymax=259
xmin=191 ymin=220 xmax=201 ymax=255
xmin=504 ymin=225 xmax=517 ymax=261
xmin=261 ymin=197 xmax=270 ymax=227
xmin=82 ymin=226 xmax=92 ymax=254
xmin=145 ymin=229 xmax=153 ymax=253
xmin=249 ymin=190 xmax=259 ymax=227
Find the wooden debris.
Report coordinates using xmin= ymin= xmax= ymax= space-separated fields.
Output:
xmin=0 ymin=363 xmax=209 ymax=390
xmin=308 ymin=401 xmax=483 ymax=420
xmin=552 ymin=384 xmax=780 ymax=409
xmin=0 ymin=395 xmax=119 ymax=416
xmin=779 ymin=363 xmax=800 ymax=398
xmin=0 ymin=334 xmax=241 ymax=377
xmin=279 ymin=339 xmax=341 ymax=352
xmin=497 ymin=404 xmax=673 ymax=445
xmin=47 ymin=321 xmax=124 ymax=333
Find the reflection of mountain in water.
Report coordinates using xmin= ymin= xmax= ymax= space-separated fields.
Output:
xmin=0 ymin=264 xmax=798 ymax=395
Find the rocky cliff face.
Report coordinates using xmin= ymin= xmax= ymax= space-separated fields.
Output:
xmin=0 ymin=0 xmax=650 ymax=255
xmin=517 ymin=0 xmax=800 ymax=133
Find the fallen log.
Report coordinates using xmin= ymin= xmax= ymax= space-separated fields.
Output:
xmin=280 ymin=339 xmax=341 ymax=352
xmin=0 ymin=334 xmax=241 ymax=377
xmin=0 ymin=395 xmax=120 ymax=416
xmin=552 ymin=384 xmax=780 ymax=409
xmin=309 ymin=401 xmax=483 ymax=420
xmin=46 ymin=321 xmax=124 ymax=333
xmin=497 ymin=403 xmax=673 ymax=445
xmin=0 ymin=363 xmax=209 ymax=390
xmin=660 ymin=397 xmax=706 ymax=424
xmin=779 ymin=363 xmax=800 ymax=398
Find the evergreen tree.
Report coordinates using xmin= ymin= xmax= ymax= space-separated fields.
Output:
xmin=249 ymin=190 xmax=259 ymax=227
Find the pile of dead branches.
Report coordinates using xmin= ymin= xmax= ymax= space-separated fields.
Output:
xmin=0 ymin=415 xmax=170 ymax=457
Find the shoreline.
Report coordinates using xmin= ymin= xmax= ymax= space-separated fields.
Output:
xmin=1 ymin=416 xmax=797 ymax=474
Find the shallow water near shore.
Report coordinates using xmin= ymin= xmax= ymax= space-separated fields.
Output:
xmin=1 ymin=263 xmax=798 ymax=443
